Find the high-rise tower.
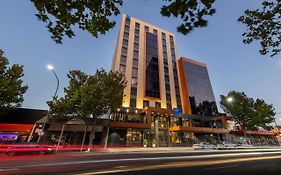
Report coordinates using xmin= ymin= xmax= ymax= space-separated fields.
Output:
xmin=112 ymin=14 xmax=182 ymax=111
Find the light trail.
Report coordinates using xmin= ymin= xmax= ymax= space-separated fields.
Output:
xmin=79 ymin=155 xmax=281 ymax=175
xmin=1 ymin=151 xmax=281 ymax=170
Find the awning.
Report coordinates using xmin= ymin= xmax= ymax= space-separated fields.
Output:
xmin=230 ymin=130 xmax=278 ymax=136
xmin=0 ymin=123 xmax=33 ymax=132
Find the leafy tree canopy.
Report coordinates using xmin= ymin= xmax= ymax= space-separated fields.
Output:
xmin=31 ymin=0 xmax=280 ymax=57
xmin=31 ymin=0 xmax=215 ymax=43
xmin=220 ymin=91 xmax=275 ymax=131
xmin=48 ymin=69 xmax=126 ymax=121
xmin=238 ymin=0 xmax=281 ymax=57
xmin=0 ymin=49 xmax=28 ymax=114
xmin=31 ymin=0 xmax=123 ymax=44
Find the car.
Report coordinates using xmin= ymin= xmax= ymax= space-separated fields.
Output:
xmin=192 ymin=142 xmax=216 ymax=150
xmin=216 ymin=141 xmax=237 ymax=149
xmin=6 ymin=144 xmax=54 ymax=156
xmin=236 ymin=142 xmax=253 ymax=148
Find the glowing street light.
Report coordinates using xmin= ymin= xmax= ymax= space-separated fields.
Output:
xmin=37 ymin=64 xmax=60 ymax=144
xmin=46 ymin=64 xmax=59 ymax=98
xmin=47 ymin=64 xmax=54 ymax=70
xmin=226 ymin=97 xmax=233 ymax=103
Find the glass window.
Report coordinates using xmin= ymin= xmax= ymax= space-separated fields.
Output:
xmin=120 ymin=55 xmax=126 ymax=64
xmin=134 ymin=43 xmax=139 ymax=50
xmin=135 ymin=33 xmax=139 ymax=38
xmin=143 ymin=100 xmax=149 ymax=108
xmin=124 ymin=26 xmax=130 ymax=32
xmin=133 ymin=50 xmax=139 ymax=58
xmin=131 ymin=77 xmax=137 ymax=85
xmin=130 ymin=98 xmax=136 ymax=107
xmin=123 ymin=39 xmax=128 ymax=46
xmin=145 ymin=26 xmax=149 ymax=31
xmin=123 ymin=32 xmax=129 ymax=38
xmin=135 ymin=22 xmax=140 ymax=28
xmin=153 ymin=29 xmax=157 ymax=34
xmin=155 ymin=102 xmax=161 ymax=108
xmin=119 ymin=64 xmax=126 ymax=74
xmin=145 ymin=32 xmax=160 ymax=98
xmin=132 ymin=67 xmax=138 ymax=76
xmin=131 ymin=87 xmax=137 ymax=96
xmin=121 ymin=47 xmax=127 ymax=55
xmin=133 ymin=59 xmax=138 ymax=67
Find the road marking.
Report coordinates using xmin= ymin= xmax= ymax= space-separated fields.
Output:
xmin=0 ymin=168 xmax=19 ymax=172
xmin=204 ymin=164 xmax=239 ymax=170
xmin=114 ymin=166 xmax=128 ymax=169
xmin=79 ymin=156 xmax=281 ymax=175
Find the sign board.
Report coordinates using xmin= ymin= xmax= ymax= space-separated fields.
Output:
xmin=38 ymin=131 xmax=44 ymax=136
xmin=35 ymin=128 xmax=42 ymax=133
xmin=172 ymin=108 xmax=181 ymax=116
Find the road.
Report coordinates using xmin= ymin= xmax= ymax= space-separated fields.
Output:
xmin=1 ymin=149 xmax=281 ymax=175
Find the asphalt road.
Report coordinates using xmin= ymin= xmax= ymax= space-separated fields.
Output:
xmin=1 ymin=149 xmax=281 ymax=175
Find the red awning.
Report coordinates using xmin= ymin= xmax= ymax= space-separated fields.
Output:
xmin=230 ymin=130 xmax=278 ymax=136
xmin=0 ymin=124 xmax=33 ymax=132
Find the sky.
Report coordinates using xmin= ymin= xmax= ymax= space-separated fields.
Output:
xmin=0 ymin=1 xmax=281 ymax=123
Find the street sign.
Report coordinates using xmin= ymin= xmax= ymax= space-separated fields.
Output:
xmin=172 ymin=108 xmax=181 ymax=116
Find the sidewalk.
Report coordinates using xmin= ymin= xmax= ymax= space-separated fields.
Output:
xmin=94 ymin=147 xmax=194 ymax=153
xmin=60 ymin=146 xmax=281 ymax=154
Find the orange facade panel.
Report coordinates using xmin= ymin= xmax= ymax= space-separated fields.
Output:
xmin=0 ymin=124 xmax=33 ymax=132
xmin=169 ymin=125 xmax=229 ymax=134
xmin=178 ymin=58 xmax=192 ymax=114
xmin=110 ymin=121 xmax=151 ymax=129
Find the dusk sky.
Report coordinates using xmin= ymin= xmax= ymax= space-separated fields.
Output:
xmin=0 ymin=1 xmax=280 ymax=123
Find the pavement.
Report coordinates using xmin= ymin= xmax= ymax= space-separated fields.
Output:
xmin=59 ymin=145 xmax=281 ymax=154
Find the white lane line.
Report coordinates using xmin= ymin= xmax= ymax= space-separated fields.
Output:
xmin=0 ymin=168 xmax=19 ymax=172
xmin=1 ymin=151 xmax=281 ymax=170
xmin=204 ymin=164 xmax=239 ymax=170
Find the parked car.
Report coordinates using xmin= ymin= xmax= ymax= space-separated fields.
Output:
xmin=236 ymin=142 xmax=253 ymax=148
xmin=6 ymin=144 xmax=54 ymax=156
xmin=216 ymin=141 xmax=237 ymax=149
xmin=192 ymin=142 xmax=216 ymax=150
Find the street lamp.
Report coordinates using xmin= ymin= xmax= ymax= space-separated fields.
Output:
xmin=47 ymin=64 xmax=59 ymax=98
xmin=37 ymin=64 xmax=60 ymax=143
xmin=226 ymin=97 xmax=233 ymax=103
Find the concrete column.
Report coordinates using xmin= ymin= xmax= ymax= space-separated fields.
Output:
xmin=155 ymin=117 xmax=159 ymax=147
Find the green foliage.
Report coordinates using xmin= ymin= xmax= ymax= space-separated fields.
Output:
xmin=238 ymin=0 xmax=281 ymax=57
xmin=152 ymin=138 xmax=156 ymax=145
xmin=143 ymin=139 xmax=148 ymax=145
xmin=161 ymin=0 xmax=216 ymax=35
xmin=220 ymin=91 xmax=275 ymax=131
xmin=48 ymin=69 xmax=126 ymax=121
xmin=30 ymin=0 xmax=217 ymax=42
xmin=30 ymin=0 xmax=280 ymax=57
xmin=0 ymin=49 xmax=28 ymax=114
xmin=31 ymin=0 xmax=123 ymax=44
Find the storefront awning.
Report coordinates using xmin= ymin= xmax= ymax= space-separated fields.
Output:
xmin=0 ymin=123 xmax=33 ymax=132
xmin=230 ymin=130 xmax=278 ymax=136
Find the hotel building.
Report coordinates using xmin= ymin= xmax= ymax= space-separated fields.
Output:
xmin=110 ymin=15 xmax=229 ymax=147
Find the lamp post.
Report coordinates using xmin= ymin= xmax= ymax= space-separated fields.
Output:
xmin=273 ymin=112 xmax=281 ymax=145
xmin=47 ymin=64 xmax=60 ymax=98
xmin=37 ymin=64 xmax=60 ymax=143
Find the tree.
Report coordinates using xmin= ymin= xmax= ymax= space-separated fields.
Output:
xmin=220 ymin=91 xmax=275 ymax=131
xmin=31 ymin=0 xmax=215 ymax=43
xmin=48 ymin=69 xmax=126 ymax=149
xmin=31 ymin=0 xmax=123 ymax=44
xmin=0 ymin=49 xmax=28 ymax=115
xmin=238 ymin=0 xmax=281 ymax=57
xmin=160 ymin=0 xmax=216 ymax=35
xmin=30 ymin=0 xmax=280 ymax=57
